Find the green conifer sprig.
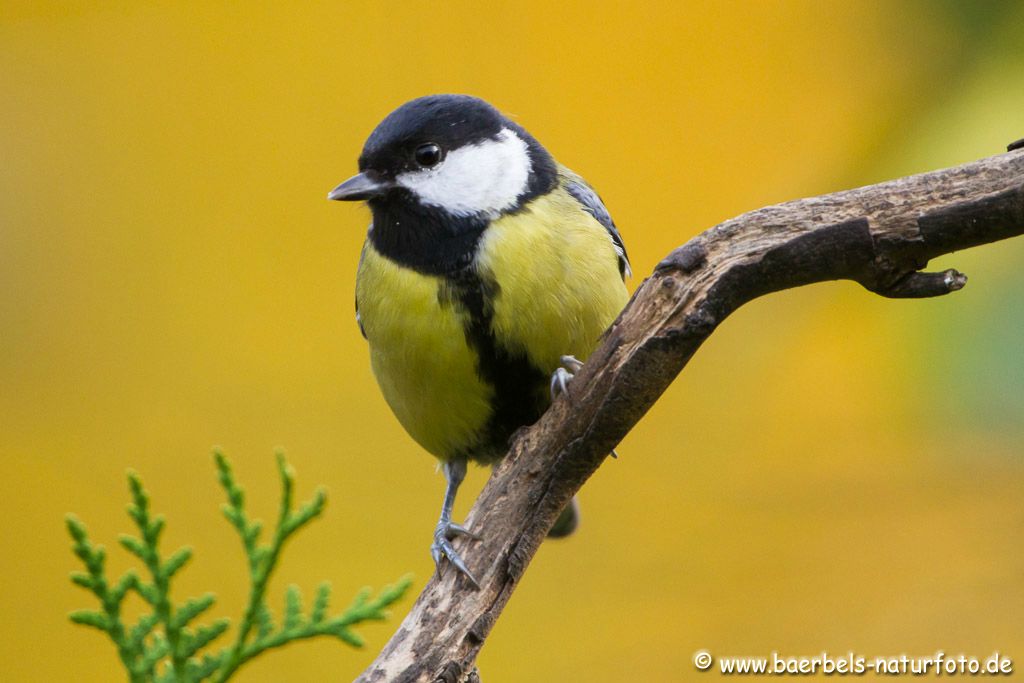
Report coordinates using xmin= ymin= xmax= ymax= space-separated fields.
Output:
xmin=68 ymin=452 xmax=412 ymax=682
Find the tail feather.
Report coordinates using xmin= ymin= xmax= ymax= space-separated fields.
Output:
xmin=547 ymin=496 xmax=580 ymax=538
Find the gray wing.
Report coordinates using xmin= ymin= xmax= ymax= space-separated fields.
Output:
xmin=563 ymin=173 xmax=631 ymax=278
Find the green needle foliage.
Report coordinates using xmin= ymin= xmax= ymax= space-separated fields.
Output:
xmin=67 ymin=451 xmax=412 ymax=683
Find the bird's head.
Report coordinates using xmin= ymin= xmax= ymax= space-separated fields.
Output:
xmin=328 ymin=95 xmax=556 ymax=219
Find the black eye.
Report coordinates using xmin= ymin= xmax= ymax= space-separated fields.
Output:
xmin=414 ymin=142 xmax=443 ymax=167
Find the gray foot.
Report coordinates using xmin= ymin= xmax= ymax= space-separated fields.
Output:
xmin=431 ymin=520 xmax=480 ymax=589
xmin=550 ymin=355 xmax=584 ymax=400
xmin=549 ymin=355 xmax=620 ymax=458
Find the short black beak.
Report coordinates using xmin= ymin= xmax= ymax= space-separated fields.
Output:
xmin=327 ymin=172 xmax=392 ymax=201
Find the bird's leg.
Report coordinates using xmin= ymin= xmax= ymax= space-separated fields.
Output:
xmin=550 ymin=355 xmax=619 ymax=458
xmin=431 ymin=458 xmax=481 ymax=588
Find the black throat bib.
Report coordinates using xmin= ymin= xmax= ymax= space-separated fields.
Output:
xmin=367 ymin=196 xmax=489 ymax=276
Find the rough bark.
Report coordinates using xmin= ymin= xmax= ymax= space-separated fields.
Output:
xmin=355 ymin=147 xmax=1024 ymax=683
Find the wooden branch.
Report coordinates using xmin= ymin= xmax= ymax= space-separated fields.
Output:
xmin=355 ymin=148 xmax=1024 ymax=683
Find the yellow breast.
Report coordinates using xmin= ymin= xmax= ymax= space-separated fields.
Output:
xmin=355 ymin=185 xmax=628 ymax=462
xmin=356 ymin=244 xmax=493 ymax=460
xmin=478 ymin=187 xmax=629 ymax=374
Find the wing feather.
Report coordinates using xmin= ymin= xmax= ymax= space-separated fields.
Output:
xmin=560 ymin=168 xmax=631 ymax=278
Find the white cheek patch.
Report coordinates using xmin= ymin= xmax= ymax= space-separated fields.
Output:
xmin=396 ymin=128 xmax=532 ymax=217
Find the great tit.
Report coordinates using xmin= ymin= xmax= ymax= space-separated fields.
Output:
xmin=328 ymin=94 xmax=630 ymax=586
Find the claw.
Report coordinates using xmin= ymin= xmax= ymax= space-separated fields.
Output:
xmin=550 ymin=367 xmax=573 ymax=400
xmin=550 ymin=357 xmax=620 ymax=459
xmin=560 ymin=355 xmax=584 ymax=373
xmin=431 ymin=544 xmax=443 ymax=573
xmin=446 ymin=522 xmax=481 ymax=540
xmin=550 ymin=355 xmax=585 ymax=401
xmin=432 ymin=521 xmax=480 ymax=589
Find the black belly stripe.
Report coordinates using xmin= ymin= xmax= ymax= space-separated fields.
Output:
xmin=441 ymin=268 xmax=549 ymax=462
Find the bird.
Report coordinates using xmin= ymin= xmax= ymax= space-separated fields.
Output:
xmin=328 ymin=94 xmax=630 ymax=587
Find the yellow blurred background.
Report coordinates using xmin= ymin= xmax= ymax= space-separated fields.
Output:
xmin=3 ymin=1 xmax=1023 ymax=680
